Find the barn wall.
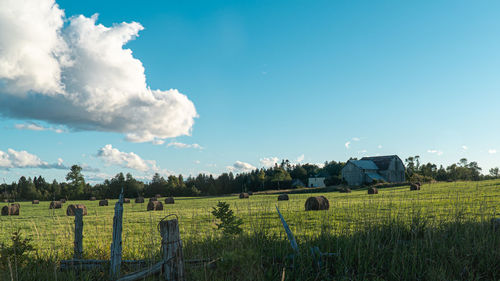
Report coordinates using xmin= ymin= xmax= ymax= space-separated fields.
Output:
xmin=341 ymin=162 xmax=364 ymax=186
xmin=379 ymin=158 xmax=405 ymax=182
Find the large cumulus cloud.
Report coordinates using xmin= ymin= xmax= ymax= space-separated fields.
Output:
xmin=0 ymin=0 xmax=197 ymax=143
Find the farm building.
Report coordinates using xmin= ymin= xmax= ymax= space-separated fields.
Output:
xmin=341 ymin=155 xmax=405 ymax=186
xmin=308 ymin=177 xmax=326 ymax=187
xmin=291 ymin=179 xmax=306 ymax=188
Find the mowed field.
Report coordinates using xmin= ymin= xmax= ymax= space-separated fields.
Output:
xmin=1 ymin=180 xmax=500 ymax=280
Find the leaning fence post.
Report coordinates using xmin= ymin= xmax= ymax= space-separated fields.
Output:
xmin=159 ymin=218 xmax=185 ymax=281
xmin=110 ymin=189 xmax=124 ymax=279
xmin=74 ymin=208 xmax=83 ymax=259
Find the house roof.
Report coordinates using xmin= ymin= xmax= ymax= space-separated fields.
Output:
xmin=361 ymin=155 xmax=400 ymax=170
xmin=366 ymin=172 xmax=386 ymax=181
xmin=349 ymin=160 xmax=378 ymax=170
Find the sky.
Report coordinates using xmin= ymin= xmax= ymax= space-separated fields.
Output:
xmin=0 ymin=0 xmax=499 ymax=183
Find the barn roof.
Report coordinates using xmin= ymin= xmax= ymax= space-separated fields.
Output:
xmin=349 ymin=160 xmax=378 ymax=170
xmin=366 ymin=172 xmax=386 ymax=181
xmin=361 ymin=155 xmax=400 ymax=170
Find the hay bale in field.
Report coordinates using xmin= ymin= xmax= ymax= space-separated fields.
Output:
xmin=339 ymin=187 xmax=351 ymax=193
xmin=239 ymin=193 xmax=249 ymax=199
xmin=2 ymin=199 xmax=8 ymax=203
xmin=277 ymin=194 xmax=289 ymax=201
xmin=248 ymin=191 xmax=253 ymax=196
xmin=368 ymin=187 xmax=378 ymax=194
xmin=32 ymin=200 xmax=39 ymax=204
xmin=1 ymin=204 xmax=19 ymax=216
xmin=90 ymin=197 xmax=96 ymax=201
xmin=135 ymin=197 xmax=144 ymax=203
xmin=8 ymin=199 xmax=14 ymax=203
xmin=155 ymin=194 xmax=162 ymax=198
xmin=12 ymin=203 xmax=20 ymax=209
xmin=305 ymin=196 xmax=329 ymax=211
xmin=99 ymin=200 xmax=108 ymax=206
xmin=49 ymin=201 xmax=62 ymax=209
xmin=60 ymin=198 xmax=66 ymax=203
xmin=164 ymin=197 xmax=175 ymax=204
xmin=123 ymin=198 xmax=131 ymax=203
xmin=147 ymin=201 xmax=163 ymax=211
xmin=149 ymin=197 xmax=157 ymax=202
xmin=66 ymin=204 xmax=88 ymax=216
xmin=410 ymin=183 xmax=421 ymax=191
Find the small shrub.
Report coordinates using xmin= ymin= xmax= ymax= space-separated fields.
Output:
xmin=0 ymin=231 xmax=34 ymax=269
xmin=211 ymin=201 xmax=243 ymax=235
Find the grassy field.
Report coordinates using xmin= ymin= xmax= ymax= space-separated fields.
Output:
xmin=1 ymin=180 xmax=500 ymax=280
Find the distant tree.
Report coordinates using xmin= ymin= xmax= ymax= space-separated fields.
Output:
xmin=66 ymin=165 xmax=85 ymax=199
xmin=489 ymin=167 xmax=499 ymax=178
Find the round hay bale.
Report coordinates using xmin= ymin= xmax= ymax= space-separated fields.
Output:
xmin=239 ymin=193 xmax=249 ymax=199
xmin=99 ymin=200 xmax=108 ymax=206
xmin=3 ymin=199 xmax=8 ymax=203
xmin=248 ymin=191 xmax=253 ymax=196
xmin=368 ymin=187 xmax=378 ymax=194
xmin=66 ymin=204 xmax=88 ymax=216
xmin=147 ymin=201 xmax=163 ymax=211
xmin=12 ymin=203 xmax=20 ymax=209
xmin=32 ymin=200 xmax=40 ymax=204
xmin=410 ymin=183 xmax=421 ymax=191
xmin=123 ymin=198 xmax=131 ymax=203
xmin=149 ymin=197 xmax=157 ymax=202
xmin=90 ymin=197 xmax=96 ymax=201
xmin=49 ymin=201 xmax=62 ymax=209
xmin=8 ymin=199 xmax=14 ymax=203
xmin=1 ymin=204 xmax=19 ymax=216
xmin=277 ymin=194 xmax=289 ymax=201
xmin=339 ymin=187 xmax=351 ymax=193
xmin=305 ymin=196 xmax=329 ymax=211
xmin=155 ymin=194 xmax=162 ymax=198
xmin=164 ymin=197 xmax=175 ymax=204
xmin=135 ymin=197 xmax=144 ymax=203
xmin=60 ymin=199 xmax=66 ymax=203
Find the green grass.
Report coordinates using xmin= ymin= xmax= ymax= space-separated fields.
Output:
xmin=1 ymin=180 xmax=500 ymax=280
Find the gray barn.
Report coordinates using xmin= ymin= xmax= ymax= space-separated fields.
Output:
xmin=341 ymin=155 xmax=405 ymax=186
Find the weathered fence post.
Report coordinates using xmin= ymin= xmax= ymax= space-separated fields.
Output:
xmin=74 ymin=208 xmax=83 ymax=259
xmin=110 ymin=189 xmax=124 ymax=279
xmin=159 ymin=218 xmax=185 ymax=281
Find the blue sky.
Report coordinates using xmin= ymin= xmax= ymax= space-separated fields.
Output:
xmin=0 ymin=0 xmax=499 ymax=183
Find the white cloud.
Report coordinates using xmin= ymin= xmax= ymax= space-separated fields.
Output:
xmin=97 ymin=144 xmax=149 ymax=171
xmin=345 ymin=137 xmax=361 ymax=149
xmin=345 ymin=141 xmax=351 ymax=149
xmin=427 ymin=149 xmax=443 ymax=156
xmin=462 ymin=145 xmax=468 ymax=150
xmin=227 ymin=161 xmax=256 ymax=173
xmin=296 ymin=154 xmax=305 ymax=163
xmin=167 ymin=142 xmax=203 ymax=149
xmin=15 ymin=123 xmax=64 ymax=133
xmin=260 ymin=157 xmax=279 ymax=167
xmin=352 ymin=137 xmax=360 ymax=141
xmin=378 ymin=145 xmax=382 ymax=149
xmin=0 ymin=148 xmax=68 ymax=169
xmin=194 ymin=160 xmax=201 ymax=164
xmin=488 ymin=149 xmax=497 ymax=154
xmin=357 ymin=150 xmax=367 ymax=154
xmin=0 ymin=0 xmax=197 ymax=143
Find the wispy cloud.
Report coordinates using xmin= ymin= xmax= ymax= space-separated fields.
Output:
xmin=296 ymin=154 xmax=305 ymax=163
xmin=167 ymin=142 xmax=203 ymax=150
xmin=488 ymin=149 xmax=497 ymax=154
xmin=427 ymin=149 xmax=443 ymax=156
xmin=378 ymin=145 xmax=382 ymax=149
xmin=345 ymin=137 xmax=361 ymax=149
xmin=462 ymin=145 xmax=468 ymax=151
xmin=15 ymin=123 xmax=64 ymax=133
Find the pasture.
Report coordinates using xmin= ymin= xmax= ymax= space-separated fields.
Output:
xmin=1 ymin=180 xmax=500 ymax=280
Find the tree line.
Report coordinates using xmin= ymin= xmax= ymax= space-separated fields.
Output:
xmin=1 ymin=157 xmax=498 ymax=201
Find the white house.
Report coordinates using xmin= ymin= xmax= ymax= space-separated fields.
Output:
xmin=308 ymin=177 xmax=326 ymax=188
